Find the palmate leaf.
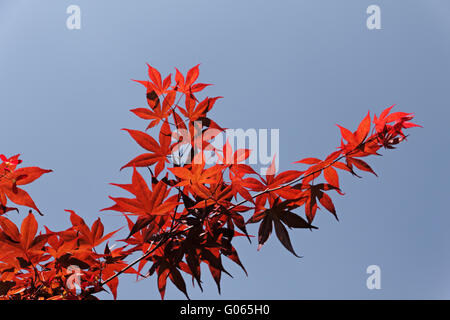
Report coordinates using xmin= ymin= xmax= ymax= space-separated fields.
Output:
xmin=174 ymin=64 xmax=211 ymax=98
xmin=0 ymin=212 xmax=50 ymax=266
xmin=103 ymin=167 xmax=180 ymax=238
xmin=121 ymin=120 xmax=172 ymax=177
xmin=0 ymin=156 xmax=52 ymax=215
xmin=256 ymin=199 xmax=317 ymax=257
xmin=130 ymin=90 xmax=177 ymax=130
xmin=65 ymin=210 xmax=120 ymax=249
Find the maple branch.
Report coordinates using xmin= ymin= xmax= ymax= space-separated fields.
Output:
xmin=98 ymin=134 xmax=380 ymax=296
xmin=228 ymin=136 xmax=379 ymax=211
xmin=99 ymin=240 xmax=159 ymax=288
xmin=171 ymin=90 xmax=185 ymax=114
xmin=98 ymin=225 xmax=192 ymax=291
xmin=227 ymin=155 xmax=343 ymax=211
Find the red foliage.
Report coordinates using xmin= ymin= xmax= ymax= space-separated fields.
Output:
xmin=0 ymin=64 xmax=420 ymax=299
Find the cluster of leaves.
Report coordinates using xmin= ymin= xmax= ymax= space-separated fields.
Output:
xmin=0 ymin=64 xmax=420 ymax=299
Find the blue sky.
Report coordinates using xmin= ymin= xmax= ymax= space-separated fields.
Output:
xmin=0 ymin=0 xmax=449 ymax=299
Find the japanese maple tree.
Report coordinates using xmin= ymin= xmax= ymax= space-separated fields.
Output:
xmin=0 ymin=64 xmax=420 ymax=300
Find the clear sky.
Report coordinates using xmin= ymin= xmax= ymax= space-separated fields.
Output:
xmin=0 ymin=0 xmax=449 ymax=299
